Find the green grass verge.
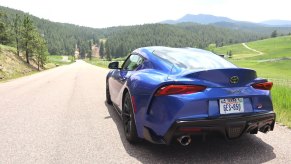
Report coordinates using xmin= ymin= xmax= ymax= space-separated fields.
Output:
xmin=45 ymin=55 xmax=73 ymax=68
xmin=84 ymin=58 xmax=110 ymax=68
xmin=85 ymin=57 xmax=125 ymax=68
xmin=272 ymin=85 xmax=291 ymax=127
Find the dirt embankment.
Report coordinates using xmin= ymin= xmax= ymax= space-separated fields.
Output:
xmin=0 ymin=46 xmax=37 ymax=81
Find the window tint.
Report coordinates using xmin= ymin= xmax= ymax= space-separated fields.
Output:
xmin=122 ymin=54 xmax=144 ymax=71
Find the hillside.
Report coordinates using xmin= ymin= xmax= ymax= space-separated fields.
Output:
xmin=0 ymin=44 xmax=73 ymax=81
xmin=214 ymin=35 xmax=291 ymax=80
xmin=1 ymin=6 xmax=288 ymax=58
xmin=214 ymin=35 xmax=291 ymax=59
xmin=106 ymin=23 xmax=262 ymax=57
xmin=0 ymin=44 xmax=37 ymax=81
xmin=161 ymin=14 xmax=291 ymax=36
xmin=261 ymin=20 xmax=291 ymax=27
xmin=0 ymin=6 xmax=101 ymax=56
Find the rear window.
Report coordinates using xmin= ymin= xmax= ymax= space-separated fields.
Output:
xmin=152 ymin=48 xmax=236 ymax=70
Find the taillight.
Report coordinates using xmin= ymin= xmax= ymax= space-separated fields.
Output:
xmin=155 ymin=85 xmax=206 ymax=96
xmin=252 ymin=82 xmax=273 ymax=90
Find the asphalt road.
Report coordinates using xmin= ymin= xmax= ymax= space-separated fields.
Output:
xmin=0 ymin=60 xmax=290 ymax=163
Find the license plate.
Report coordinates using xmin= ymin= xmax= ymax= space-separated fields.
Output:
xmin=219 ymin=98 xmax=244 ymax=114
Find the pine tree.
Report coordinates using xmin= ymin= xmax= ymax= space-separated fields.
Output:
xmin=99 ymin=41 xmax=104 ymax=59
xmin=12 ymin=14 xmax=21 ymax=56
xmin=271 ymin=30 xmax=277 ymax=38
xmin=105 ymin=41 xmax=111 ymax=61
xmin=228 ymin=50 xmax=233 ymax=58
xmin=21 ymin=15 xmax=35 ymax=64
xmin=0 ymin=12 xmax=10 ymax=45
xmin=88 ymin=40 xmax=92 ymax=60
xmin=32 ymin=32 xmax=48 ymax=70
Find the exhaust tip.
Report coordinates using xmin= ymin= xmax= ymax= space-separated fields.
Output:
xmin=177 ymin=135 xmax=191 ymax=146
xmin=260 ymin=125 xmax=271 ymax=133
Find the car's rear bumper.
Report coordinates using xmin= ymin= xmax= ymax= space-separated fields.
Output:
xmin=143 ymin=112 xmax=275 ymax=144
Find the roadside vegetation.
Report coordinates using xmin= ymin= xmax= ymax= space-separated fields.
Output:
xmin=0 ymin=10 xmax=74 ymax=82
xmin=85 ymin=57 xmax=124 ymax=68
xmin=0 ymin=44 xmax=37 ymax=81
xmin=0 ymin=44 xmax=73 ymax=82
xmin=215 ymin=35 xmax=291 ymax=127
xmin=45 ymin=55 xmax=74 ymax=69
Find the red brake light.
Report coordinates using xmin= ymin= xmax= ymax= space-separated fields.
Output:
xmin=252 ymin=82 xmax=273 ymax=90
xmin=155 ymin=85 xmax=206 ymax=96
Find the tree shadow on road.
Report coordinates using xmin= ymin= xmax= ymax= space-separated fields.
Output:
xmin=104 ymin=102 xmax=276 ymax=163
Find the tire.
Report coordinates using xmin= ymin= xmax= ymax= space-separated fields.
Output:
xmin=106 ymin=82 xmax=112 ymax=105
xmin=122 ymin=92 xmax=140 ymax=143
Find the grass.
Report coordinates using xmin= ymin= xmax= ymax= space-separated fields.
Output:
xmin=247 ymin=36 xmax=291 ymax=59
xmin=214 ymin=43 xmax=258 ymax=59
xmin=215 ymin=35 xmax=291 ymax=60
xmin=0 ymin=45 xmax=37 ymax=82
xmin=45 ymin=55 xmax=73 ymax=68
xmin=272 ymin=85 xmax=291 ymax=127
xmin=84 ymin=58 xmax=111 ymax=68
xmin=231 ymin=60 xmax=291 ymax=82
xmin=0 ymin=44 xmax=74 ymax=82
xmin=214 ymin=35 xmax=291 ymax=127
xmin=85 ymin=57 xmax=124 ymax=68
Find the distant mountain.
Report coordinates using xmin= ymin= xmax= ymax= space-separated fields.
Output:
xmin=161 ymin=14 xmax=235 ymax=24
xmin=161 ymin=14 xmax=291 ymax=38
xmin=261 ymin=20 xmax=291 ymax=27
xmin=161 ymin=14 xmax=291 ymax=28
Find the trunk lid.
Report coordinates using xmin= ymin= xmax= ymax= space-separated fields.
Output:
xmin=182 ymin=68 xmax=257 ymax=87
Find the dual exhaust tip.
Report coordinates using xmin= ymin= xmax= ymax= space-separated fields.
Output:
xmin=260 ymin=125 xmax=271 ymax=133
xmin=177 ymin=135 xmax=191 ymax=146
xmin=177 ymin=124 xmax=271 ymax=146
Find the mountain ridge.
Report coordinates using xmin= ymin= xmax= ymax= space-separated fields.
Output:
xmin=161 ymin=14 xmax=291 ymax=27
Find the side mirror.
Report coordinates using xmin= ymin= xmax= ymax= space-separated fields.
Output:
xmin=108 ymin=61 xmax=119 ymax=69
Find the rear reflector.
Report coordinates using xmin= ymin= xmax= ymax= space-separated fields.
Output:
xmin=252 ymin=82 xmax=273 ymax=90
xmin=179 ymin=127 xmax=202 ymax=133
xmin=155 ymin=85 xmax=206 ymax=96
xmin=131 ymin=96 xmax=137 ymax=113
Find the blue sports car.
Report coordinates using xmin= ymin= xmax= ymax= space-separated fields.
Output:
xmin=106 ymin=46 xmax=275 ymax=146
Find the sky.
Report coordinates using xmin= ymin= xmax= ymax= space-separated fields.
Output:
xmin=1 ymin=0 xmax=291 ymax=28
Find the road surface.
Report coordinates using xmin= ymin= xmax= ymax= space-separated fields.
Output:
xmin=0 ymin=60 xmax=290 ymax=163
xmin=242 ymin=43 xmax=264 ymax=55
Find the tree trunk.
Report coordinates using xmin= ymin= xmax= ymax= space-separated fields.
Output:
xmin=26 ymin=50 xmax=29 ymax=64
xmin=25 ymin=42 xmax=29 ymax=64
xmin=16 ymin=38 xmax=19 ymax=56
xmin=37 ymin=60 xmax=40 ymax=71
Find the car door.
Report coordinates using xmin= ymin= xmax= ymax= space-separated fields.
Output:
xmin=110 ymin=54 xmax=144 ymax=109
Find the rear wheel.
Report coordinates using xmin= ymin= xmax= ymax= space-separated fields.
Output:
xmin=106 ymin=82 xmax=112 ymax=105
xmin=122 ymin=92 xmax=139 ymax=143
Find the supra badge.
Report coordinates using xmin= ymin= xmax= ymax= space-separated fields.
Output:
xmin=230 ymin=76 xmax=239 ymax=84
